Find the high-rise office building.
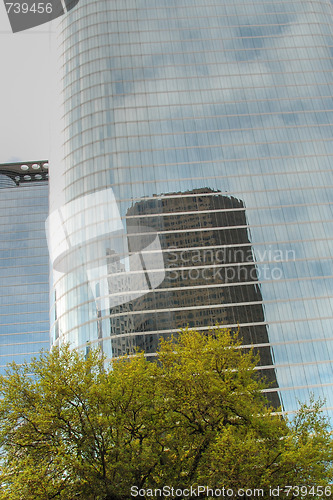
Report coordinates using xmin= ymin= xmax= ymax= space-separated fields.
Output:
xmin=50 ymin=0 xmax=333 ymax=414
xmin=0 ymin=161 xmax=49 ymax=373
xmin=124 ymin=188 xmax=280 ymax=407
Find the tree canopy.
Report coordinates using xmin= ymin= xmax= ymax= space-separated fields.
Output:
xmin=0 ymin=328 xmax=332 ymax=499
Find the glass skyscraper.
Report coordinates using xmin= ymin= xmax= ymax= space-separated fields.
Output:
xmin=0 ymin=161 xmax=49 ymax=374
xmin=50 ymin=0 xmax=333 ymax=413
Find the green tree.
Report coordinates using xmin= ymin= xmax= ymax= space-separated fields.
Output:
xmin=0 ymin=328 xmax=332 ymax=499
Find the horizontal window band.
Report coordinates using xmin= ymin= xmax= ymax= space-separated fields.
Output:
xmin=0 ymin=345 xmax=50 ymax=361
xmin=91 ymin=294 xmax=333 ymax=321
xmin=62 ymin=66 xmax=333 ymax=94
xmin=263 ymin=381 xmax=333 ymax=393
xmin=61 ymin=5 xmax=328 ymax=24
xmin=132 ymin=353 xmax=333 ymax=373
xmin=0 ymin=340 xmax=49 ymax=349
xmin=0 ymin=310 xmax=49 ymax=319
xmin=62 ymin=34 xmax=332 ymax=52
xmin=54 ymin=313 xmax=333 ymax=347
xmin=126 ymin=200 xmax=333 ymax=219
xmin=62 ymin=185 xmax=333 ymax=207
xmin=60 ymin=0 xmax=329 ymax=17
xmin=72 ymin=327 xmax=333 ymax=352
xmin=65 ymin=171 xmax=333 ymax=195
xmin=62 ymin=67 xmax=333 ymax=100
xmin=256 ymin=359 xmax=333 ymax=371
xmin=62 ymin=20 xmax=330 ymax=44
xmin=52 ymin=271 xmax=333 ymax=308
xmin=0 ymin=320 xmax=49 ymax=327
xmin=52 ymin=252 xmax=333 ymax=292
xmin=72 ymin=136 xmax=333 ymax=157
xmin=64 ymin=120 xmax=333 ymax=147
xmin=62 ymin=48 xmax=333 ymax=85
xmin=63 ymin=80 xmax=333 ymax=111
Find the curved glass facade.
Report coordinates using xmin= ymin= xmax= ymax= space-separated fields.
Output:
xmin=51 ymin=0 xmax=333 ymax=412
xmin=0 ymin=161 xmax=49 ymax=374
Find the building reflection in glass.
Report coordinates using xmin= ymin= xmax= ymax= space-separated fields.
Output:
xmin=108 ymin=188 xmax=279 ymax=407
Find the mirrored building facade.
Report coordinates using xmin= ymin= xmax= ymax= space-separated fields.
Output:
xmin=0 ymin=161 xmax=49 ymax=374
xmin=51 ymin=0 xmax=333 ymax=413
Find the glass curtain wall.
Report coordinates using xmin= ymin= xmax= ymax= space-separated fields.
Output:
xmin=51 ymin=0 xmax=333 ymax=413
xmin=0 ymin=162 xmax=49 ymax=373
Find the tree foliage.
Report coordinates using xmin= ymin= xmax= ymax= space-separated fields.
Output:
xmin=0 ymin=328 xmax=332 ymax=499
